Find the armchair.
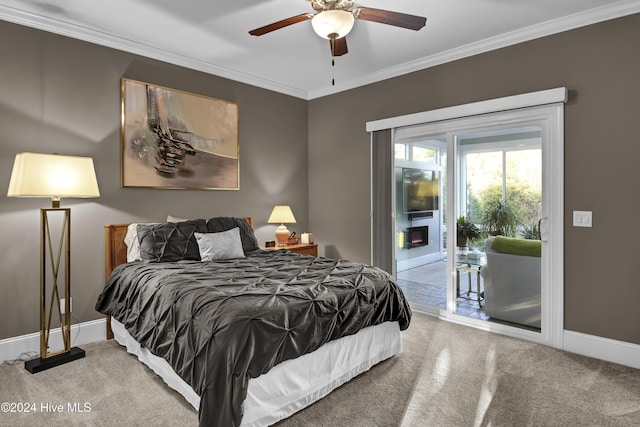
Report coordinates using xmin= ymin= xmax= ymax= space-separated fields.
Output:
xmin=480 ymin=236 xmax=541 ymax=328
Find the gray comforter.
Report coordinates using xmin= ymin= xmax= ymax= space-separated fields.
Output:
xmin=96 ymin=249 xmax=411 ymax=426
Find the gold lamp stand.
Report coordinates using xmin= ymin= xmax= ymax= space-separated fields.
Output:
xmin=7 ymin=152 xmax=99 ymax=373
xmin=24 ymin=207 xmax=85 ymax=373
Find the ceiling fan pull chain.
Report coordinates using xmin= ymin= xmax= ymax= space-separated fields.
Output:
xmin=330 ymin=34 xmax=336 ymax=86
xmin=332 ymin=58 xmax=335 ymax=86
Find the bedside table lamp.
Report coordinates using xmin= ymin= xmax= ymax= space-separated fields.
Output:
xmin=268 ymin=205 xmax=296 ymax=247
xmin=7 ymin=152 xmax=100 ymax=373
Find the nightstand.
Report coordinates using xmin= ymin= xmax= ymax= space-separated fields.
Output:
xmin=265 ymin=243 xmax=318 ymax=257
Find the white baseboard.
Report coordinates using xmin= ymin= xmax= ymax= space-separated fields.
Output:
xmin=0 ymin=318 xmax=107 ymax=363
xmin=563 ymin=330 xmax=640 ymax=369
xmin=3 ymin=318 xmax=637 ymax=372
xmin=397 ymin=252 xmax=443 ymax=272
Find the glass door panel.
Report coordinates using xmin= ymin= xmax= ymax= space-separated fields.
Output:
xmin=453 ymin=126 xmax=542 ymax=331
xmin=394 ymin=137 xmax=448 ymax=313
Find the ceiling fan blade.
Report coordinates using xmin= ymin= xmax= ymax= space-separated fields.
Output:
xmin=354 ymin=7 xmax=426 ymax=31
xmin=249 ymin=13 xmax=313 ymax=36
xmin=330 ymin=36 xmax=348 ymax=57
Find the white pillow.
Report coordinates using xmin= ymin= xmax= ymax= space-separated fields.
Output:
xmin=167 ymin=215 xmax=189 ymax=223
xmin=195 ymin=228 xmax=245 ymax=261
xmin=124 ymin=223 xmax=143 ymax=262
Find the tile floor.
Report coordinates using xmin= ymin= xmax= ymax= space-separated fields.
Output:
xmin=396 ymin=260 xmax=490 ymax=320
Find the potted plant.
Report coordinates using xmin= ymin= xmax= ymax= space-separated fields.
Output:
xmin=456 ymin=216 xmax=481 ymax=248
xmin=481 ymin=199 xmax=519 ymax=236
xmin=521 ymin=223 xmax=540 ymax=240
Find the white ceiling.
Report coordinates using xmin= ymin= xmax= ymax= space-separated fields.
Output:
xmin=1 ymin=0 xmax=639 ymax=99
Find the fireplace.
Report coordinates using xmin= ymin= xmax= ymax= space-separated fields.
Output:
xmin=406 ymin=225 xmax=428 ymax=249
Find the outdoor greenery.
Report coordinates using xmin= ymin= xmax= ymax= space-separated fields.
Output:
xmin=468 ymin=182 xmax=541 ymax=229
xmin=465 ymin=149 xmax=542 ymax=239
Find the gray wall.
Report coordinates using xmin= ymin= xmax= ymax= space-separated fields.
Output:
xmin=309 ymin=13 xmax=640 ymax=345
xmin=0 ymin=21 xmax=308 ymax=339
xmin=2 ymin=13 xmax=639 ymax=348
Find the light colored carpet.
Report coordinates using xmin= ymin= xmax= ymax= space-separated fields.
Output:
xmin=2 ymin=314 xmax=639 ymax=426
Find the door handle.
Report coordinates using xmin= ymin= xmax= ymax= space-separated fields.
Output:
xmin=538 ymin=217 xmax=548 ymax=242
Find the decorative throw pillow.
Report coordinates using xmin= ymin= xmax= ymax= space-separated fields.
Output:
xmin=206 ymin=217 xmax=260 ymax=253
xmin=167 ymin=214 xmax=189 ymax=223
xmin=137 ymin=219 xmax=208 ymax=262
xmin=195 ymin=228 xmax=245 ymax=261
xmin=124 ymin=222 xmax=163 ymax=262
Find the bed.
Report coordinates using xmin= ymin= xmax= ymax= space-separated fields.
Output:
xmin=96 ymin=217 xmax=411 ymax=426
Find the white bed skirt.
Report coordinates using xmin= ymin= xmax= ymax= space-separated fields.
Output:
xmin=111 ymin=318 xmax=402 ymax=426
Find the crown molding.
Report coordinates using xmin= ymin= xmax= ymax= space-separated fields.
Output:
xmin=0 ymin=4 xmax=309 ymax=99
xmin=308 ymin=0 xmax=640 ymax=99
xmin=1 ymin=1 xmax=639 ymax=100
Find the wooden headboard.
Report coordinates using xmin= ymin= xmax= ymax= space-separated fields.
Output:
xmin=103 ymin=217 xmax=253 ymax=339
xmin=104 ymin=217 xmax=253 ymax=279
xmin=104 ymin=224 xmax=131 ymax=281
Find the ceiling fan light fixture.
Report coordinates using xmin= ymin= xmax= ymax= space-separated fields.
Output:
xmin=311 ymin=10 xmax=355 ymax=39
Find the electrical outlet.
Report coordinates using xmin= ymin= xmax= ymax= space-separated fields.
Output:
xmin=60 ymin=298 xmax=72 ymax=314
xmin=573 ymin=211 xmax=592 ymax=227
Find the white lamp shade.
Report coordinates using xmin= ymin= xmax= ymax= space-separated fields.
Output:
xmin=268 ymin=205 xmax=297 ymax=224
xmin=311 ymin=10 xmax=355 ymax=39
xmin=7 ymin=152 xmax=100 ymax=199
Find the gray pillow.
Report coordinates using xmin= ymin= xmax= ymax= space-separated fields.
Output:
xmin=137 ymin=219 xmax=208 ymax=262
xmin=195 ymin=228 xmax=245 ymax=261
xmin=206 ymin=217 xmax=259 ymax=253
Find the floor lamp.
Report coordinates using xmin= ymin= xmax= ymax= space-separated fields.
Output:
xmin=7 ymin=152 xmax=100 ymax=373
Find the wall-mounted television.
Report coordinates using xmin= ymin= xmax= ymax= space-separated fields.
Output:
xmin=403 ymin=168 xmax=439 ymax=213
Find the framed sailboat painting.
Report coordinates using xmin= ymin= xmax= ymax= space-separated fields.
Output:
xmin=120 ymin=78 xmax=239 ymax=190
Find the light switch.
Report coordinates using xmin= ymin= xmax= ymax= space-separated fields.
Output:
xmin=573 ymin=211 xmax=592 ymax=227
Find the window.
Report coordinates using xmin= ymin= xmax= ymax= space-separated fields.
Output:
xmin=394 ymin=143 xmax=407 ymax=160
xmin=412 ymin=146 xmax=437 ymax=163
xmin=395 ymin=143 xmax=438 ymax=163
xmin=459 ymin=130 xmax=542 ymax=229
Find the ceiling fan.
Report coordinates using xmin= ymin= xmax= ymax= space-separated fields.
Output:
xmin=249 ymin=0 xmax=427 ymax=58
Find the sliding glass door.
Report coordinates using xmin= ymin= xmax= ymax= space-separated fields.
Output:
xmin=387 ymin=102 xmax=563 ymax=344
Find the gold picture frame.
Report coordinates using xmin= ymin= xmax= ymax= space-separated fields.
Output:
xmin=120 ymin=78 xmax=239 ymax=190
